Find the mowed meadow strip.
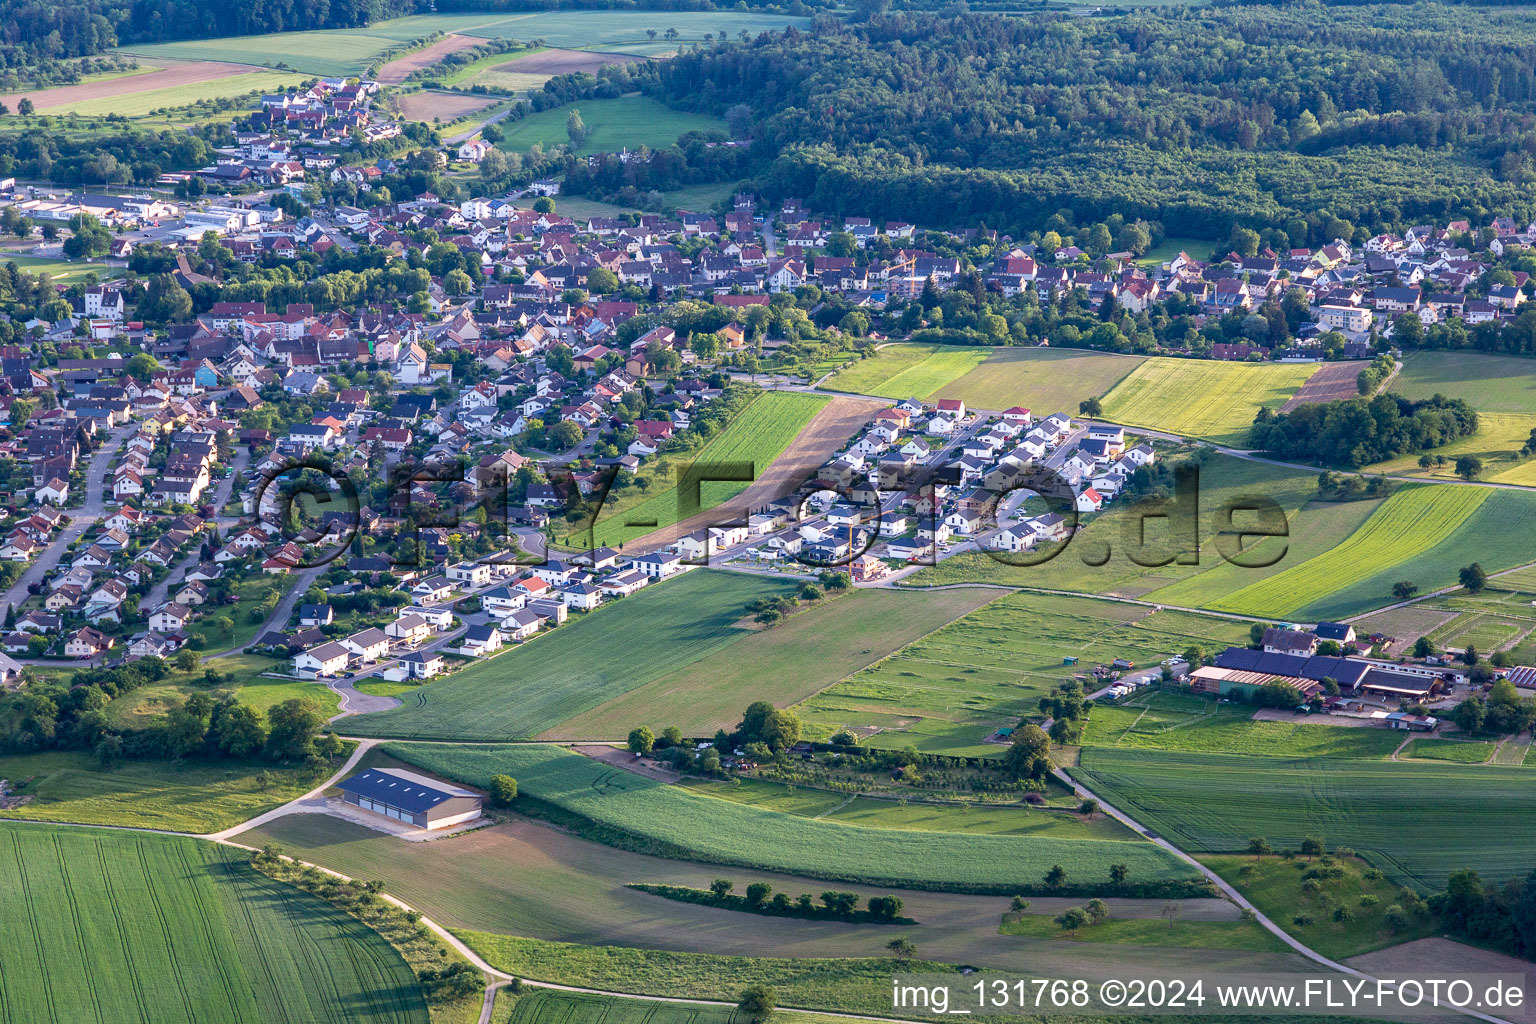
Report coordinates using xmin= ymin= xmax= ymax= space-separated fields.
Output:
xmin=0 ymin=823 xmax=426 ymax=1024
xmin=345 ymin=571 xmax=799 ymax=742
xmin=1207 ymin=484 xmax=1490 ymax=617
xmin=1099 ymin=358 xmax=1319 ymax=443
xmin=384 ymin=742 xmax=1206 ymax=894
xmin=1072 ymin=748 xmax=1536 ymax=889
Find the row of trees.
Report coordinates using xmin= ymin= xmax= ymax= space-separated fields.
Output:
xmin=1250 ymin=394 xmax=1479 ymax=467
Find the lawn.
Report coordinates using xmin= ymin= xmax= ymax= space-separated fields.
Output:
xmin=935 ymin=347 xmax=1148 ymax=414
xmin=345 ymin=570 xmax=798 ymax=741
xmin=794 ymin=592 xmax=1253 ymax=757
xmin=1204 ymin=484 xmax=1490 ymax=618
xmin=496 ymin=95 xmax=726 ymax=156
xmin=1098 ymin=357 xmax=1319 ymax=444
xmin=1081 ymin=693 xmax=1403 ymax=759
xmin=822 ymin=344 xmax=991 ymax=400
xmin=382 ymin=742 xmax=1204 ymax=893
xmin=3 ymin=254 xmax=114 ymax=287
xmin=1073 ymin=748 xmax=1536 ymax=889
xmin=34 ymin=69 xmax=306 ymax=116
xmin=583 ymin=389 xmax=827 ymax=549
xmin=1199 ymin=854 xmax=1439 ymax=959
xmin=0 ymin=749 xmax=335 ymax=833
xmin=1389 ymin=350 xmax=1536 ymax=414
xmin=1400 ymin=738 xmax=1495 ymax=763
xmin=542 ymin=587 xmax=998 ymax=739
xmin=1134 ymin=236 xmax=1217 ymax=268
xmin=106 ymin=655 xmax=339 ymax=730
xmin=0 ymin=823 xmax=426 ymax=1024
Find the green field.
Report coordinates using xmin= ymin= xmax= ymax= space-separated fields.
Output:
xmin=0 ymin=823 xmax=426 ymax=1024
xmin=792 ymin=592 xmax=1252 ymax=757
xmin=383 ymin=742 xmax=1203 ymax=892
xmin=496 ymin=95 xmax=725 ymax=156
xmin=1099 ymin=358 xmax=1319 ymax=444
xmin=1364 ymin=412 xmax=1536 ymax=487
xmin=1082 ymin=693 xmax=1403 ymax=759
xmin=117 ymin=11 xmax=810 ymax=76
xmin=1199 ymin=854 xmax=1439 ymax=959
xmin=933 ymin=347 xmax=1147 ymax=414
xmin=1134 ymin=237 xmax=1217 ymax=268
xmin=1205 ymin=484 xmax=1490 ymax=617
xmin=585 ymin=390 xmax=826 ymax=549
xmin=3 ymin=255 xmax=114 ymax=286
xmin=1401 ymin=738 xmax=1495 ymax=763
xmin=1389 ymin=350 xmax=1536 ymax=414
xmin=0 ymin=749 xmax=332 ymax=833
xmin=500 ymin=990 xmax=841 ymax=1024
xmin=345 ymin=571 xmax=797 ymax=741
xmin=999 ymin=910 xmax=1281 ymax=951
xmin=34 ymin=70 xmax=306 ymax=116
xmin=543 ymin=587 xmax=997 ymax=739
xmin=823 ymin=344 xmax=991 ymax=399
xmin=1073 ymin=748 xmax=1536 ymax=889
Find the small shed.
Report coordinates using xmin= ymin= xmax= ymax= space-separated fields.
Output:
xmin=1062 ymin=656 xmax=1079 ymax=666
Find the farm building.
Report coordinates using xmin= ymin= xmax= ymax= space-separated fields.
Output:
xmin=336 ymin=768 xmax=482 ymax=830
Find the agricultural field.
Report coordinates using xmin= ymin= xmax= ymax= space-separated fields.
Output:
xmin=28 ymin=69 xmax=305 ymax=117
xmin=1364 ymin=412 xmax=1536 ymax=485
xmin=499 ymin=990 xmax=846 ymax=1024
xmin=1200 ymin=854 xmax=1440 ymax=959
xmin=785 ymin=591 xmax=1254 ymax=758
xmin=394 ymin=90 xmax=498 ymax=124
xmin=374 ymin=32 xmax=483 ymax=83
xmin=443 ymin=48 xmax=645 ymax=93
xmin=786 ymin=592 xmax=1253 ymax=761
xmin=1099 ymin=357 xmax=1319 ymax=444
xmin=908 ymin=452 xmax=1336 ymax=602
xmin=936 ymin=347 xmax=1148 ymax=413
xmin=0 ymin=823 xmax=426 ymax=1024
xmin=1081 ymin=692 xmax=1404 ymax=759
xmin=0 ymin=60 xmax=278 ymax=115
xmin=1400 ymin=738 xmax=1495 ymax=763
xmin=543 ymin=587 xmax=997 ymax=740
xmin=823 ymin=344 xmax=991 ymax=399
xmin=1389 ymin=350 xmax=1536 ymax=413
xmin=998 ymin=910 xmax=1282 ymax=951
xmin=1073 ymin=748 xmax=1536 ymax=889
xmin=1280 ymin=360 xmax=1370 ymax=411
xmin=345 ymin=570 xmax=798 ymax=741
xmin=1203 ymin=484 xmax=1490 ymax=618
xmin=381 ymin=741 xmax=1203 ymax=891
xmin=0 ymin=749 xmax=333 ymax=833
xmin=452 ymin=10 xmax=810 ymax=50
xmin=583 ymin=390 xmax=827 ymax=549
xmin=495 ymin=96 xmax=726 ymax=156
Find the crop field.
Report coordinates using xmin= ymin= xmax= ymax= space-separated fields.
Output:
xmin=454 ymin=10 xmax=809 ymax=49
xmin=1389 ymin=351 xmax=1536 ymax=414
xmin=375 ymin=32 xmax=483 ymax=82
xmin=502 ymin=991 xmax=763 ymax=1024
xmin=543 ymin=587 xmax=997 ymax=740
xmin=823 ymin=344 xmax=990 ymax=399
xmin=34 ymin=69 xmax=305 ymax=116
xmin=395 ymin=90 xmax=498 ymax=123
xmin=1401 ymin=738 xmax=1495 ymax=763
xmin=1073 ymin=748 xmax=1536 ymax=889
xmin=585 ymin=390 xmax=826 ymax=549
xmin=0 ymin=61 xmax=272 ymax=114
xmin=909 ymin=453 xmax=1334 ymax=601
xmin=0 ymin=750 xmax=327 ymax=833
xmin=0 ymin=824 xmax=426 ymax=1024
xmin=1280 ymin=361 xmax=1370 ymax=411
xmin=933 ymin=347 xmax=1148 ymax=413
xmin=346 ymin=571 xmax=796 ymax=741
xmin=495 ymin=95 xmax=726 ymax=156
xmin=1082 ymin=694 xmax=1403 ymax=759
xmin=383 ymin=742 xmax=1203 ymax=891
xmin=448 ymin=48 xmax=645 ymax=93
xmin=999 ymin=911 xmax=1281 ymax=951
xmin=1098 ymin=358 xmax=1319 ymax=444
xmin=792 ymin=592 xmax=1251 ymax=757
xmin=1364 ymin=412 xmax=1536 ymax=485
xmin=1204 ymin=484 xmax=1490 ymax=618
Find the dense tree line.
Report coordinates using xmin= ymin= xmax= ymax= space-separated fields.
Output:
xmin=647 ymin=4 xmax=1536 ymax=236
xmin=1249 ymin=394 xmax=1479 ymax=467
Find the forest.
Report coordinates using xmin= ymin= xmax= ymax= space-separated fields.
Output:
xmin=649 ymin=3 xmax=1536 ymax=239
xmin=1249 ymin=393 xmax=1480 ymax=466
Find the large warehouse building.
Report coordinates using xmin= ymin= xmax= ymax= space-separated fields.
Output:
xmin=336 ymin=768 xmax=483 ymax=830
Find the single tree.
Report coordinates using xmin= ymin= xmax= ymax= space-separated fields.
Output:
xmin=1045 ymin=864 xmax=1067 ymax=887
xmin=489 ymin=774 xmax=518 ymax=806
xmin=737 ymin=985 xmax=776 ymax=1023
xmin=628 ymin=725 xmax=654 ymax=754
xmin=1460 ymin=563 xmax=1487 ymax=593
xmin=886 ymin=937 xmax=917 ymax=960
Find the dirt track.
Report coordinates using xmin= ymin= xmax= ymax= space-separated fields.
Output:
xmin=0 ymin=61 xmax=259 ymax=112
xmin=375 ymin=33 xmax=483 ymax=84
xmin=494 ymin=48 xmax=645 ymax=77
xmin=627 ymin=393 xmax=885 ymax=554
